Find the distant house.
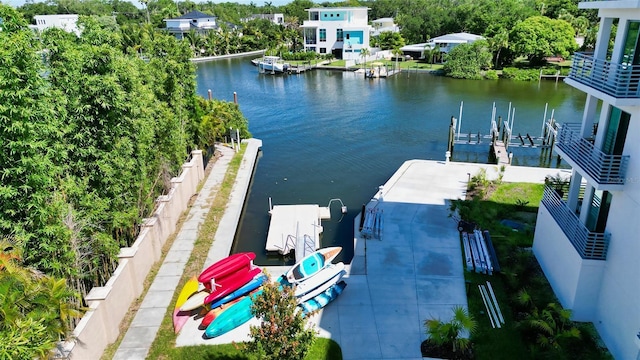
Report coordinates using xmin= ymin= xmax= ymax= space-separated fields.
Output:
xmin=400 ymin=32 xmax=484 ymax=59
xmin=370 ymin=17 xmax=399 ymax=37
xmin=29 ymin=14 xmax=80 ymax=36
xmin=163 ymin=10 xmax=218 ymax=40
xmin=243 ymin=13 xmax=285 ymax=25
xmin=301 ymin=7 xmax=371 ymax=60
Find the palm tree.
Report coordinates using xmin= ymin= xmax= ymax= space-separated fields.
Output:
xmin=490 ymin=28 xmax=509 ymax=69
xmin=424 ymin=305 xmax=477 ymax=355
xmin=521 ymin=302 xmax=581 ymax=351
xmin=360 ymin=47 xmax=371 ymax=68
xmin=392 ymin=46 xmax=403 ymax=71
xmin=138 ymin=0 xmax=150 ymax=24
xmin=423 ymin=44 xmax=440 ymax=68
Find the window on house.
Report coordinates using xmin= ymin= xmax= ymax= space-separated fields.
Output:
xmin=337 ymin=28 xmax=343 ymax=41
xmin=319 ymin=29 xmax=326 ymax=42
xmin=320 ymin=48 xmax=326 ymax=54
xmin=346 ymin=34 xmax=350 ymax=40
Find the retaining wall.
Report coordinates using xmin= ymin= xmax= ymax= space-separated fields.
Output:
xmin=58 ymin=150 xmax=205 ymax=359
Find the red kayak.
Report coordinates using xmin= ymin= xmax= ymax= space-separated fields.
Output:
xmin=199 ymin=252 xmax=256 ymax=289
xmin=204 ymin=267 xmax=262 ymax=305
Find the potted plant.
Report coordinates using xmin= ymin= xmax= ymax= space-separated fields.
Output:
xmin=421 ymin=305 xmax=477 ymax=359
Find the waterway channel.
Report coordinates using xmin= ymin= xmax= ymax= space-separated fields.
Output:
xmin=195 ymin=56 xmax=585 ymax=266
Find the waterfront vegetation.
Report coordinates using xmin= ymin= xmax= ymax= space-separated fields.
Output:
xmin=450 ymin=175 xmax=611 ymax=359
xmin=0 ymin=5 xmax=249 ymax=358
xmin=2 ymin=0 xmax=602 ymax=357
xmin=15 ymin=0 xmax=596 ymax=81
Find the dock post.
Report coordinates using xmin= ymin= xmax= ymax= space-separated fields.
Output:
xmin=541 ymin=103 xmax=548 ymax=137
xmin=458 ymin=101 xmax=463 ymax=140
xmin=208 ymin=89 xmax=212 ymax=100
xmin=233 ymin=91 xmax=238 ymax=104
xmin=448 ymin=116 xmax=455 ymax=152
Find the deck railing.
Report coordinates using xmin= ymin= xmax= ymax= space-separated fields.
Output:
xmin=568 ymin=52 xmax=640 ymax=98
xmin=555 ymin=123 xmax=629 ymax=185
xmin=542 ymin=186 xmax=609 ymax=260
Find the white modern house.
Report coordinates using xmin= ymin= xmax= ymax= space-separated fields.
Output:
xmin=163 ymin=10 xmax=218 ymax=40
xmin=301 ymin=7 xmax=371 ymax=60
xmin=400 ymin=32 xmax=483 ymax=59
xmin=532 ymin=1 xmax=640 ymax=359
xmin=29 ymin=14 xmax=80 ymax=36
xmin=243 ymin=13 xmax=284 ymax=25
xmin=370 ymin=17 xmax=399 ymax=37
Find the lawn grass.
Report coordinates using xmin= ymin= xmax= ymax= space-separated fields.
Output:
xmin=325 ymin=59 xmax=443 ymax=71
xmin=160 ymin=337 xmax=342 ymax=360
xmin=458 ymin=181 xmax=611 ymax=360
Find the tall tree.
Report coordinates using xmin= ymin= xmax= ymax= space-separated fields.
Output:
xmin=442 ymin=40 xmax=492 ymax=79
xmin=510 ymin=16 xmax=577 ymax=64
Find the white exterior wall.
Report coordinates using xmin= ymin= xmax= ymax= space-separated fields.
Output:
xmin=302 ymin=7 xmax=371 ymax=60
xmin=31 ymin=14 xmax=79 ymax=35
xmin=592 ymin=108 xmax=640 ymax=360
xmin=535 ymin=3 xmax=640 ymax=359
xmin=165 ymin=19 xmax=190 ymax=31
xmin=532 ymin=207 xmax=605 ymax=320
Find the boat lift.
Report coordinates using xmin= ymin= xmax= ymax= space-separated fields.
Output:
xmin=266 ymin=198 xmax=347 ymax=257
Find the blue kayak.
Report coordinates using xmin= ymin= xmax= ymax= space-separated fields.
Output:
xmin=204 ymin=290 xmax=262 ymax=338
xmin=285 ymin=247 xmax=342 ymax=283
xmin=300 ymin=281 xmax=347 ymax=316
xmin=208 ymin=273 xmax=267 ymax=309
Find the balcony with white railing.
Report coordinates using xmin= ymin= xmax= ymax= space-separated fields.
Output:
xmin=541 ymin=186 xmax=610 ymax=260
xmin=555 ymin=123 xmax=630 ymax=190
xmin=566 ymin=52 xmax=640 ymax=104
xmin=579 ymin=1 xmax=640 ymax=10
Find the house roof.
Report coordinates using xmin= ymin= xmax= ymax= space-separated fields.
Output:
xmin=431 ymin=32 xmax=483 ymax=43
xmin=400 ymin=43 xmax=429 ymax=52
xmin=372 ymin=17 xmax=394 ymax=23
xmin=174 ymin=10 xmax=215 ymax=20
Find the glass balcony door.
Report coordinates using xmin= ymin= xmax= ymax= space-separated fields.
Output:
xmin=621 ymin=21 xmax=640 ymax=66
xmin=585 ymin=190 xmax=612 ymax=233
xmin=603 ymin=107 xmax=630 ymax=156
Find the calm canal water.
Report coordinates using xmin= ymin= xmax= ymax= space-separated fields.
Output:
xmin=195 ymin=56 xmax=584 ymax=265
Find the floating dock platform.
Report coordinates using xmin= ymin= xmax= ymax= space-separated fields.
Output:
xmin=266 ymin=204 xmax=331 ymax=254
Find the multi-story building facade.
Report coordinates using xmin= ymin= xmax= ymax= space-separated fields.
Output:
xmin=533 ymin=2 xmax=640 ymax=359
xmin=29 ymin=14 xmax=80 ymax=36
xmin=301 ymin=7 xmax=371 ymax=60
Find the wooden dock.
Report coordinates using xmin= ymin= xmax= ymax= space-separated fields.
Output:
xmin=491 ymin=140 xmax=510 ymax=165
xmin=265 ymin=204 xmax=330 ymax=254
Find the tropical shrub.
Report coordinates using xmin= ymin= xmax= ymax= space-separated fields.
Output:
xmin=500 ymin=67 xmax=540 ymax=81
xmin=442 ymin=40 xmax=492 ymax=79
xmin=423 ymin=305 xmax=477 ymax=359
xmin=0 ymin=240 xmax=81 ymax=359
xmin=484 ymin=70 xmax=499 ymax=80
xmin=247 ymin=275 xmax=316 ymax=360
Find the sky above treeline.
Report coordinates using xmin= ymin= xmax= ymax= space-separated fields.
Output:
xmin=2 ymin=0 xmax=293 ymax=9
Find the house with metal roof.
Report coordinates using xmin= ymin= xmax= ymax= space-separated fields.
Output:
xmin=400 ymin=32 xmax=484 ymax=59
xmin=163 ymin=10 xmax=218 ymax=40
